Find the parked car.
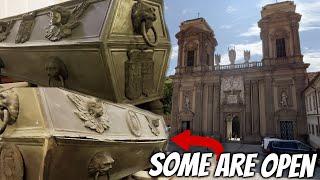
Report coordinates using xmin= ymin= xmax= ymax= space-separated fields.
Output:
xmin=261 ymin=137 xmax=281 ymax=153
xmin=266 ymin=140 xmax=320 ymax=165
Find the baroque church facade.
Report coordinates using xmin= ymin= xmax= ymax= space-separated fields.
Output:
xmin=171 ymin=1 xmax=309 ymax=143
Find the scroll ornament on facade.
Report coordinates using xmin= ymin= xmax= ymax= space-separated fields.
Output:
xmin=67 ymin=94 xmax=110 ymax=133
xmin=45 ymin=0 xmax=92 ymax=41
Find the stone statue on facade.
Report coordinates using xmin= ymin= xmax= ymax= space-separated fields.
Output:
xmin=228 ymin=47 xmax=236 ymax=65
xmin=244 ymin=50 xmax=250 ymax=63
xmin=215 ymin=54 xmax=221 ymax=66
xmin=184 ymin=95 xmax=191 ymax=111
xmin=280 ymin=91 xmax=289 ymax=108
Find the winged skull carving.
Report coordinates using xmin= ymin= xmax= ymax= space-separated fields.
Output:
xmin=45 ymin=0 xmax=91 ymax=41
xmin=67 ymin=94 xmax=110 ymax=133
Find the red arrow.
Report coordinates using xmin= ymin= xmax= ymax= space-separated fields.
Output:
xmin=171 ymin=130 xmax=224 ymax=160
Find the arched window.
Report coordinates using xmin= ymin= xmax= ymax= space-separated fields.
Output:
xmin=186 ymin=50 xmax=195 ymax=67
xmin=276 ymin=38 xmax=286 ymax=58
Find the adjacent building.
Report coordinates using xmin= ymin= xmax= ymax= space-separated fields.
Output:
xmin=304 ymin=73 xmax=320 ymax=149
xmin=171 ymin=1 xmax=309 ymax=143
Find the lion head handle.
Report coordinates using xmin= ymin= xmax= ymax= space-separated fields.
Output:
xmin=0 ymin=90 xmax=19 ymax=135
xmin=131 ymin=0 xmax=158 ymax=47
xmin=88 ymin=152 xmax=114 ymax=180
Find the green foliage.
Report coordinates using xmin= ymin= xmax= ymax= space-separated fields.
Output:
xmin=162 ymin=78 xmax=173 ymax=115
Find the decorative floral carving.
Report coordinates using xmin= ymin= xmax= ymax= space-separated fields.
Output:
xmin=88 ymin=152 xmax=114 ymax=180
xmin=16 ymin=12 xmax=36 ymax=43
xmin=146 ymin=116 xmax=160 ymax=136
xmin=126 ymin=110 xmax=142 ymax=137
xmin=45 ymin=1 xmax=92 ymax=41
xmin=0 ymin=20 xmax=16 ymax=42
xmin=0 ymin=143 xmax=24 ymax=180
xmin=67 ymin=94 xmax=110 ymax=133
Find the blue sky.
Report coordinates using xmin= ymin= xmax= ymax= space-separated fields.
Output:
xmin=164 ymin=0 xmax=320 ymax=75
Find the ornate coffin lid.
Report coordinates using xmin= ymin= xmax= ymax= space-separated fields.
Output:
xmin=0 ymin=0 xmax=171 ymax=105
xmin=0 ymin=87 xmax=168 ymax=141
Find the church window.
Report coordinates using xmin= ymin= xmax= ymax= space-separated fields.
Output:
xmin=187 ymin=50 xmax=195 ymax=67
xmin=276 ymin=38 xmax=286 ymax=58
xmin=207 ymin=53 xmax=210 ymax=65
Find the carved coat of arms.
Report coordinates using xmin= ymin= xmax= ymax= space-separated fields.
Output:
xmin=0 ymin=143 xmax=24 ymax=180
xmin=67 ymin=94 xmax=110 ymax=133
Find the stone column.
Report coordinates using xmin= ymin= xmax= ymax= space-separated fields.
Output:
xmin=260 ymin=29 xmax=269 ymax=59
xmin=291 ymin=22 xmax=301 ymax=56
xmin=244 ymin=81 xmax=252 ymax=135
xmin=170 ymin=83 xmax=181 ymax=136
xmin=265 ymin=75 xmax=275 ymax=136
xmin=207 ymin=83 xmax=214 ymax=135
xmin=202 ymin=84 xmax=209 ymax=135
xmin=251 ymin=80 xmax=260 ymax=135
xmin=194 ymin=82 xmax=203 ymax=135
xmin=294 ymin=76 xmax=308 ymax=139
xmin=178 ymin=40 xmax=184 ymax=67
xmin=213 ymin=82 xmax=221 ymax=139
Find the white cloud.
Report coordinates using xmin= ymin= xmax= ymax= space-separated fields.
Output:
xmin=167 ymin=45 xmax=179 ymax=75
xmin=220 ymin=25 xmax=233 ymax=29
xmin=219 ymin=41 xmax=262 ymax=65
xmin=304 ymin=50 xmax=320 ymax=72
xmin=296 ymin=0 xmax=320 ymax=32
xmin=240 ymin=23 xmax=260 ymax=37
xmin=242 ymin=0 xmax=320 ymax=37
xmin=226 ymin=6 xmax=237 ymax=14
xmin=170 ymin=45 xmax=179 ymax=61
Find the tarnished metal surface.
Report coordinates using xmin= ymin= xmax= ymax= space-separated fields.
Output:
xmin=0 ymin=0 xmax=171 ymax=105
xmin=0 ymin=87 xmax=168 ymax=179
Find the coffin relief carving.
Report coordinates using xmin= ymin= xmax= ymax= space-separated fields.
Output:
xmin=16 ymin=12 xmax=36 ymax=43
xmin=88 ymin=152 xmax=114 ymax=180
xmin=45 ymin=0 xmax=92 ymax=41
xmin=0 ymin=143 xmax=24 ymax=180
xmin=0 ymin=89 xmax=19 ymax=135
xmin=67 ymin=94 xmax=110 ymax=133
xmin=0 ymin=20 xmax=15 ymax=42
xmin=146 ymin=116 xmax=160 ymax=136
xmin=127 ymin=110 xmax=142 ymax=137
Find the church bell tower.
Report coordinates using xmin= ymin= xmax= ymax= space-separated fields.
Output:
xmin=258 ymin=1 xmax=303 ymax=65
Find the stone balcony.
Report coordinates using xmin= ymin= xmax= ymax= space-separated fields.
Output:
xmin=175 ymin=56 xmax=305 ymax=74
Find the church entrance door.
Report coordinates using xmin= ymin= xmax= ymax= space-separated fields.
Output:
xmin=226 ymin=114 xmax=241 ymax=141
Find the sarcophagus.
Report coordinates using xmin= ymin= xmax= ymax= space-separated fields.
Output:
xmin=0 ymin=85 xmax=168 ymax=179
xmin=0 ymin=0 xmax=171 ymax=105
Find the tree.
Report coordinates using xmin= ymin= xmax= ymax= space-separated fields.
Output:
xmin=162 ymin=78 xmax=173 ymax=115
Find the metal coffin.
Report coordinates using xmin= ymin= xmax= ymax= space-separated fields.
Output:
xmin=0 ymin=87 xmax=168 ymax=179
xmin=0 ymin=0 xmax=171 ymax=105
